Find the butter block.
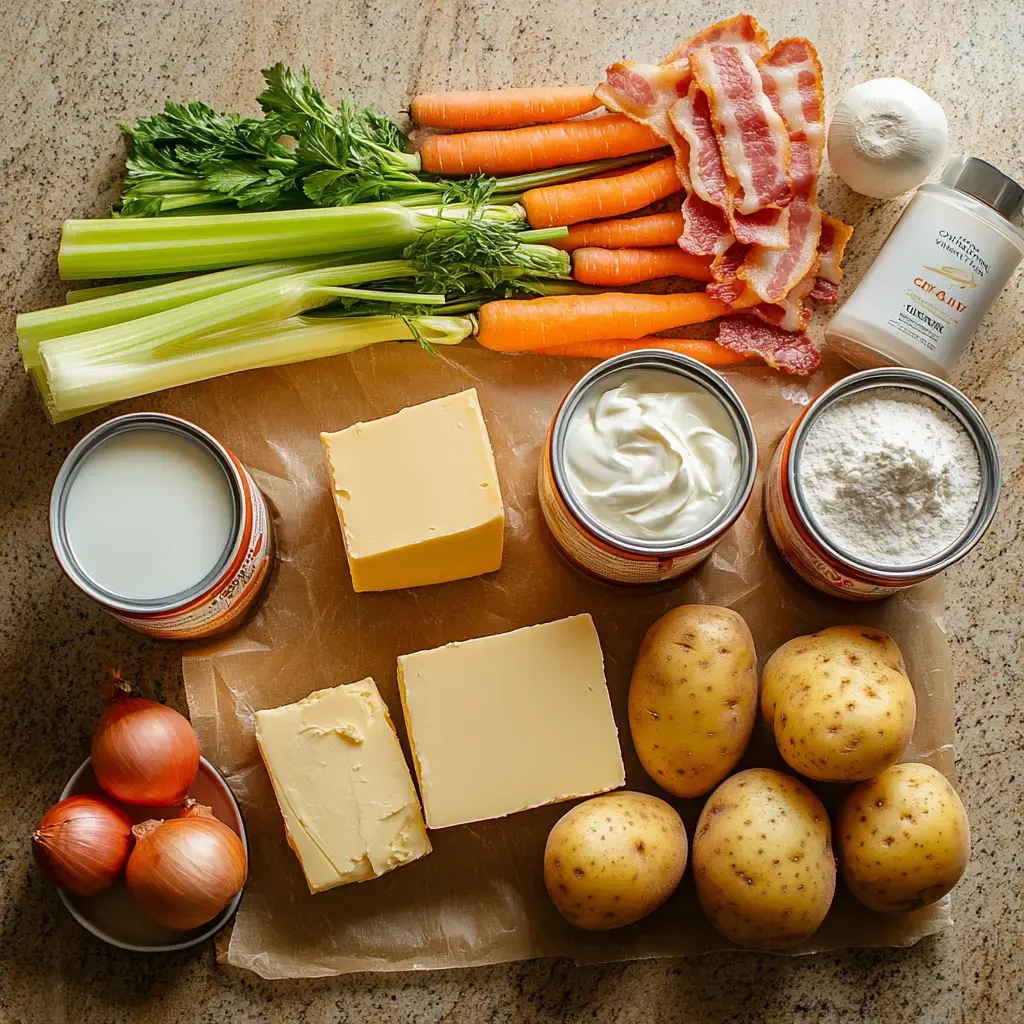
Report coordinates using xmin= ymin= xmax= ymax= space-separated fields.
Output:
xmin=397 ymin=614 xmax=625 ymax=829
xmin=321 ymin=388 xmax=504 ymax=592
xmin=255 ymin=679 xmax=431 ymax=893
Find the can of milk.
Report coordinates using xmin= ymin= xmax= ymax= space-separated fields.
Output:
xmin=50 ymin=413 xmax=274 ymax=639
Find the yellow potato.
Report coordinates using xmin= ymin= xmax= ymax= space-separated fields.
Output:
xmin=762 ymin=625 xmax=916 ymax=782
xmin=629 ymin=605 xmax=758 ymax=798
xmin=543 ymin=791 xmax=687 ymax=930
xmin=838 ymin=763 xmax=970 ymax=913
xmin=693 ymin=768 xmax=836 ymax=948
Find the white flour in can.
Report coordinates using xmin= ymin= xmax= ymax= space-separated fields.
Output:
xmin=798 ymin=388 xmax=982 ymax=566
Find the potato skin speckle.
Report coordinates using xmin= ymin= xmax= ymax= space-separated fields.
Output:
xmin=629 ymin=606 xmax=758 ymax=798
xmin=761 ymin=626 xmax=915 ymax=782
xmin=693 ymin=769 xmax=836 ymax=949
xmin=543 ymin=792 xmax=687 ymax=930
xmin=838 ymin=763 xmax=970 ymax=912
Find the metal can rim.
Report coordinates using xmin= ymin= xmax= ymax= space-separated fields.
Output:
xmin=49 ymin=412 xmax=247 ymax=614
xmin=787 ymin=367 xmax=1002 ymax=580
xmin=549 ymin=350 xmax=758 ymax=556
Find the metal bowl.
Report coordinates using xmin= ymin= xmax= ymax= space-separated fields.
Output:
xmin=56 ymin=755 xmax=248 ymax=952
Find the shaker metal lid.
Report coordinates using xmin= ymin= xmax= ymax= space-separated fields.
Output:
xmin=941 ymin=154 xmax=1024 ymax=226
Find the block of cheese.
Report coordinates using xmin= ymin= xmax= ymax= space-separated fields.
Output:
xmin=320 ymin=388 xmax=504 ymax=592
xmin=397 ymin=614 xmax=624 ymax=829
xmin=255 ymin=679 xmax=430 ymax=893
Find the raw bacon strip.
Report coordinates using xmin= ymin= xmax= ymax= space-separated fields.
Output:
xmin=732 ymin=207 xmax=789 ymax=248
xmin=669 ymin=85 xmax=735 ymax=255
xmin=758 ymin=39 xmax=825 ymax=201
xmin=735 ymin=39 xmax=826 ymax=304
xmin=718 ymin=315 xmax=821 ymax=376
xmin=753 ymin=275 xmax=817 ymax=332
xmin=690 ymin=45 xmax=792 ymax=215
xmin=663 ymin=13 xmax=769 ymax=63
xmin=737 ymin=198 xmax=822 ymax=303
xmin=706 ymin=241 xmax=750 ymax=302
xmin=808 ymin=278 xmax=839 ymax=303
xmin=816 ymin=213 xmax=855 ymax=284
xmin=681 ymin=194 xmax=734 ymax=257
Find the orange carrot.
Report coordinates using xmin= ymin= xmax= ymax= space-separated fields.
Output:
xmin=573 ymin=246 xmax=713 ymax=285
xmin=476 ymin=291 xmax=731 ymax=352
xmin=418 ymin=114 xmax=663 ymax=175
xmin=551 ymin=212 xmax=686 ymax=251
xmin=411 ymin=86 xmax=601 ymax=129
xmin=530 ymin=338 xmax=747 ymax=365
xmin=522 ymin=156 xmax=680 ymax=227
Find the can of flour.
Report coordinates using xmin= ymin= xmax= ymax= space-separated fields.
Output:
xmin=765 ymin=367 xmax=1001 ymax=600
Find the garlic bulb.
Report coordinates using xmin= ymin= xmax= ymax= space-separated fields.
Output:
xmin=827 ymin=78 xmax=948 ymax=199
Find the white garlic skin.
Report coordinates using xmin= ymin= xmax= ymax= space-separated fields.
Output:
xmin=828 ymin=78 xmax=949 ymax=199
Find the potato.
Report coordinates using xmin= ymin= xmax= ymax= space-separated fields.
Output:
xmin=629 ymin=605 xmax=758 ymax=798
xmin=762 ymin=625 xmax=916 ymax=782
xmin=544 ymin=791 xmax=687 ymax=930
xmin=693 ymin=768 xmax=835 ymax=948
xmin=838 ymin=763 xmax=970 ymax=913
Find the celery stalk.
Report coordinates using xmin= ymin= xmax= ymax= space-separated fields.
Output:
xmin=36 ymin=261 xmax=429 ymax=375
xmin=65 ymin=277 xmax=188 ymax=302
xmin=43 ymin=314 xmax=475 ymax=418
xmin=57 ymin=202 xmax=526 ymax=279
xmin=20 ymin=254 xmax=398 ymax=354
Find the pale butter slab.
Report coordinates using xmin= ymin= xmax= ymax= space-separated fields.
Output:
xmin=255 ymin=679 xmax=431 ymax=893
xmin=397 ymin=614 xmax=625 ymax=829
xmin=320 ymin=388 xmax=504 ymax=592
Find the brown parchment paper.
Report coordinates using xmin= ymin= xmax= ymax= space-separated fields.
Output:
xmin=164 ymin=343 xmax=954 ymax=979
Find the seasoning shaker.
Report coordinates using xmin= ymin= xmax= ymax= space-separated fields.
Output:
xmin=826 ymin=155 xmax=1024 ymax=377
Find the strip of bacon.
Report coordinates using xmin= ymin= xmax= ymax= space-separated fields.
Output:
xmin=753 ymin=275 xmax=817 ymax=332
xmin=596 ymin=16 xmax=769 ymax=256
xmin=717 ymin=315 xmax=821 ymax=375
xmin=705 ymin=241 xmax=750 ymax=302
xmin=733 ymin=39 xmax=826 ymax=304
xmin=758 ymin=38 xmax=825 ymax=201
xmin=816 ymin=213 xmax=855 ymax=284
xmin=808 ymin=278 xmax=839 ymax=303
xmin=663 ymin=13 xmax=769 ymax=62
xmin=737 ymin=198 xmax=822 ymax=303
xmin=689 ymin=45 xmax=792 ymax=215
xmin=681 ymin=194 xmax=734 ymax=257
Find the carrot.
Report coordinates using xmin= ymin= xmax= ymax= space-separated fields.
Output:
xmin=522 ymin=156 xmax=680 ymax=227
xmin=411 ymin=86 xmax=601 ymax=129
xmin=418 ymin=114 xmax=663 ymax=175
xmin=476 ymin=291 xmax=731 ymax=352
xmin=573 ymin=247 xmax=713 ymax=285
xmin=551 ymin=212 xmax=686 ymax=251
xmin=530 ymin=338 xmax=747 ymax=365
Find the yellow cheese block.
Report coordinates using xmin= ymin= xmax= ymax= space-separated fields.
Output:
xmin=397 ymin=614 xmax=625 ymax=829
xmin=320 ymin=388 xmax=504 ymax=592
xmin=255 ymin=679 xmax=430 ymax=893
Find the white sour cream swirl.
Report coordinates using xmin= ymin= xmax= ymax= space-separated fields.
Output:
xmin=563 ymin=370 xmax=741 ymax=543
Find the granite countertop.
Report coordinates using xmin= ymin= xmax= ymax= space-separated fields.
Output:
xmin=1 ymin=1 xmax=1021 ymax=1021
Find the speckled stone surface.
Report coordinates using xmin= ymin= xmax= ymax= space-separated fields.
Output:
xmin=1 ymin=1 xmax=1022 ymax=1021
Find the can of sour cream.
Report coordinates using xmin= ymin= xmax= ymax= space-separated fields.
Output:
xmin=50 ymin=413 xmax=274 ymax=639
xmin=538 ymin=351 xmax=758 ymax=585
